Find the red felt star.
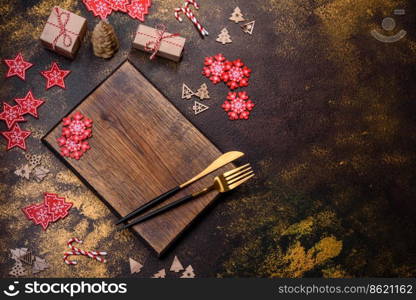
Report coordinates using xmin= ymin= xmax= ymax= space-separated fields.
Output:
xmin=1 ymin=123 xmax=31 ymax=150
xmin=126 ymin=0 xmax=151 ymax=22
xmin=4 ymin=53 xmax=33 ymax=80
xmin=44 ymin=193 xmax=73 ymax=222
xmin=107 ymin=0 xmax=129 ymax=12
xmin=0 ymin=102 xmax=26 ymax=129
xmin=14 ymin=90 xmax=45 ymax=118
xmin=40 ymin=62 xmax=71 ymax=90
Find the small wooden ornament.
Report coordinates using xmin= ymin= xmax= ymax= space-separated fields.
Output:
xmin=10 ymin=248 xmax=28 ymax=261
xmin=195 ymin=83 xmax=210 ymax=100
xmin=14 ymin=164 xmax=33 ymax=180
xmin=241 ymin=21 xmax=255 ymax=35
xmin=152 ymin=268 xmax=166 ymax=278
xmin=182 ymin=83 xmax=195 ymax=99
xmin=28 ymin=154 xmax=42 ymax=167
xmin=33 ymin=166 xmax=50 ymax=182
xmin=180 ymin=265 xmax=195 ymax=278
xmin=216 ymin=28 xmax=232 ymax=45
xmin=169 ymin=256 xmax=184 ymax=273
xmin=129 ymin=258 xmax=143 ymax=274
xmin=32 ymin=256 xmax=49 ymax=274
xmin=229 ymin=7 xmax=245 ymax=23
xmin=19 ymin=251 xmax=34 ymax=265
xmin=192 ymin=101 xmax=209 ymax=115
xmin=9 ymin=261 xmax=27 ymax=277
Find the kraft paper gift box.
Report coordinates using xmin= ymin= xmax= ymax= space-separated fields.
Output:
xmin=40 ymin=6 xmax=87 ymax=59
xmin=133 ymin=24 xmax=186 ymax=62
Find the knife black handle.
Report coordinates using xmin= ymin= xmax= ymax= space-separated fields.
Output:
xmin=116 ymin=185 xmax=180 ymax=224
xmin=122 ymin=194 xmax=195 ymax=229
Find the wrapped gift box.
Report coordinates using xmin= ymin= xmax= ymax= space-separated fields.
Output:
xmin=133 ymin=24 xmax=186 ymax=62
xmin=40 ymin=6 xmax=87 ymax=59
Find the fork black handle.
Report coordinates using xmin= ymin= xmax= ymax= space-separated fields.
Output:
xmin=121 ymin=194 xmax=195 ymax=229
xmin=115 ymin=186 xmax=180 ymax=225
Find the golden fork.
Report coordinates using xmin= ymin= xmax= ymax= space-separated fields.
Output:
xmin=121 ymin=163 xmax=254 ymax=230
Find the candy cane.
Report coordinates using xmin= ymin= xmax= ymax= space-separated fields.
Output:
xmin=174 ymin=0 xmax=208 ymax=37
xmin=63 ymin=238 xmax=107 ymax=265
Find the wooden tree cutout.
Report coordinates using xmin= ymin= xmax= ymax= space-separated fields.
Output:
xmin=32 ymin=256 xmax=49 ymax=274
xmin=195 ymin=83 xmax=210 ymax=100
xmin=182 ymin=83 xmax=195 ymax=99
xmin=229 ymin=7 xmax=245 ymax=23
xmin=180 ymin=265 xmax=196 ymax=278
xmin=129 ymin=258 xmax=143 ymax=274
xmin=192 ymin=101 xmax=209 ymax=115
xmin=152 ymin=268 xmax=166 ymax=278
xmin=216 ymin=28 xmax=232 ymax=45
xmin=9 ymin=261 xmax=27 ymax=277
xmin=170 ymin=256 xmax=184 ymax=272
xmin=241 ymin=21 xmax=255 ymax=35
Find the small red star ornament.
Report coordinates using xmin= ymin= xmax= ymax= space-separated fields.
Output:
xmin=14 ymin=90 xmax=45 ymax=118
xmin=4 ymin=53 xmax=33 ymax=80
xmin=1 ymin=123 xmax=31 ymax=150
xmin=126 ymin=0 xmax=151 ymax=22
xmin=40 ymin=62 xmax=71 ymax=90
xmin=222 ymin=91 xmax=255 ymax=120
xmin=0 ymin=102 xmax=26 ymax=129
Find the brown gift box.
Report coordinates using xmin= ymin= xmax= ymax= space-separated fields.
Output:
xmin=40 ymin=6 xmax=87 ymax=59
xmin=133 ymin=24 xmax=186 ymax=62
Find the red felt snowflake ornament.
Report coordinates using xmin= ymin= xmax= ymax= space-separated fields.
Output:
xmin=0 ymin=102 xmax=26 ymax=129
xmin=4 ymin=53 xmax=33 ymax=81
xmin=58 ymin=111 xmax=93 ymax=160
xmin=202 ymin=53 xmax=231 ymax=84
xmin=222 ymin=59 xmax=252 ymax=90
xmin=222 ymin=91 xmax=255 ymax=120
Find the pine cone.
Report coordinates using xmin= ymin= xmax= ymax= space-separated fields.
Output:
xmin=91 ymin=20 xmax=119 ymax=59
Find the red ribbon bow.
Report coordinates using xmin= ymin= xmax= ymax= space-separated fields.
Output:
xmin=144 ymin=24 xmax=179 ymax=60
xmin=47 ymin=7 xmax=78 ymax=49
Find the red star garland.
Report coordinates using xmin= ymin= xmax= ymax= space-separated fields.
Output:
xmin=107 ymin=0 xmax=129 ymax=12
xmin=83 ymin=0 xmax=113 ymax=19
xmin=1 ymin=123 xmax=31 ymax=150
xmin=0 ymin=102 xmax=26 ymax=129
xmin=40 ymin=62 xmax=71 ymax=90
xmin=222 ymin=91 xmax=255 ymax=120
xmin=14 ymin=90 xmax=45 ymax=118
xmin=126 ymin=0 xmax=151 ymax=22
xmin=57 ymin=111 xmax=93 ymax=160
xmin=22 ymin=193 xmax=73 ymax=230
xmin=4 ymin=53 xmax=33 ymax=80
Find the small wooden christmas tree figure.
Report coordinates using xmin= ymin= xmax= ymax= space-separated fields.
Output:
xmin=241 ymin=21 xmax=255 ymax=35
xmin=229 ymin=7 xmax=245 ymax=23
xmin=192 ymin=101 xmax=209 ymax=115
xmin=91 ymin=20 xmax=119 ymax=59
xmin=182 ymin=83 xmax=194 ymax=99
xmin=152 ymin=268 xmax=166 ymax=278
xmin=129 ymin=258 xmax=143 ymax=274
xmin=180 ymin=265 xmax=196 ymax=278
xmin=170 ymin=256 xmax=184 ymax=273
xmin=216 ymin=28 xmax=232 ymax=45
xmin=195 ymin=83 xmax=210 ymax=100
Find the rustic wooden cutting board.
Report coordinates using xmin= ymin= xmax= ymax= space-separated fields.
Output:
xmin=43 ymin=61 xmax=234 ymax=255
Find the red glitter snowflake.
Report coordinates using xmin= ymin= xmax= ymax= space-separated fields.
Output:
xmin=222 ymin=59 xmax=252 ymax=90
xmin=222 ymin=91 xmax=255 ymax=120
xmin=57 ymin=111 xmax=93 ymax=160
xmin=202 ymin=53 xmax=232 ymax=84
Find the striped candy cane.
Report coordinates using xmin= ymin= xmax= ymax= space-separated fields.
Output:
xmin=63 ymin=238 xmax=107 ymax=265
xmin=174 ymin=0 xmax=208 ymax=37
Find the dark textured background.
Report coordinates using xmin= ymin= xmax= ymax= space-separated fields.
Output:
xmin=1 ymin=0 xmax=416 ymax=278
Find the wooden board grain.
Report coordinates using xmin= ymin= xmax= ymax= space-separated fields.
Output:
xmin=43 ymin=61 xmax=234 ymax=255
